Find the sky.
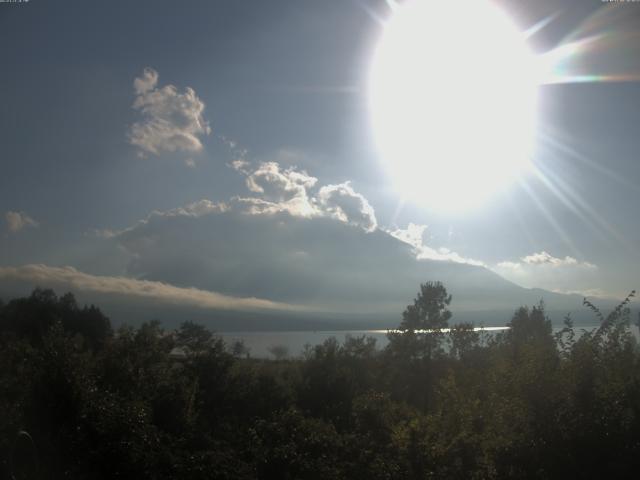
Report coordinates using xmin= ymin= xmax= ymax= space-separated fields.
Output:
xmin=1 ymin=0 xmax=639 ymax=320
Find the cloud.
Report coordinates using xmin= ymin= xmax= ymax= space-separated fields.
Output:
xmin=3 ymin=148 xmax=586 ymax=317
xmin=128 ymin=67 xmax=211 ymax=157
xmin=102 ymin=159 xmax=496 ymax=312
xmin=114 ymin=206 xmax=403 ymax=309
xmin=116 ymin=199 xmax=229 ymax=237
xmin=497 ymin=251 xmax=597 ymax=271
xmin=110 ymin=195 xmax=573 ymax=314
xmin=493 ymin=251 xmax=599 ymax=293
xmin=317 ymin=182 xmax=377 ymax=233
xmin=551 ymin=288 xmax=611 ymax=299
xmin=231 ymin=160 xmax=378 ymax=231
xmin=387 ymin=223 xmax=484 ymax=266
xmin=5 ymin=211 xmax=38 ymax=233
xmin=246 ymin=162 xmax=318 ymax=198
xmin=85 ymin=228 xmax=118 ymax=239
xmin=423 ymin=247 xmax=485 ymax=267
xmin=387 ymin=223 xmax=426 ymax=250
xmin=149 ymin=199 xmax=229 ymax=219
xmin=521 ymin=251 xmax=596 ymax=269
xmin=238 ymin=161 xmax=319 ymax=218
xmin=133 ymin=67 xmax=158 ymax=95
xmin=0 ymin=264 xmax=303 ymax=313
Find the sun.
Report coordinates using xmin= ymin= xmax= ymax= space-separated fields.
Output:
xmin=369 ymin=0 xmax=539 ymax=212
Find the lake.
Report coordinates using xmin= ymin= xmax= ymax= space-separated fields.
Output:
xmin=219 ymin=324 xmax=640 ymax=358
xmin=220 ymin=326 xmax=507 ymax=358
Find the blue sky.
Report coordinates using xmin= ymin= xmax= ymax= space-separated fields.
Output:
xmin=1 ymin=0 xmax=639 ymax=317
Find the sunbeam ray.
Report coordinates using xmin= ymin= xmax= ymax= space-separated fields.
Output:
xmin=524 ymin=11 xmax=562 ymax=39
xmin=349 ymin=0 xmax=387 ymax=25
xmin=537 ymin=125 xmax=639 ymax=193
xmin=532 ymin=125 xmax=639 ymax=256
xmin=502 ymin=189 xmax=540 ymax=254
xmin=530 ymin=163 xmax=604 ymax=239
xmin=535 ymin=160 xmax=636 ymax=255
xmin=516 ymin=175 xmax=581 ymax=257
xmin=390 ymin=196 xmax=407 ymax=229
xmin=531 ymin=162 xmax=613 ymax=245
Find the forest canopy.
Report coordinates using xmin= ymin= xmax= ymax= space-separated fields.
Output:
xmin=0 ymin=284 xmax=639 ymax=479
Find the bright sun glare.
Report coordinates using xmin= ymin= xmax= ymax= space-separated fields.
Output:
xmin=370 ymin=0 xmax=539 ymax=212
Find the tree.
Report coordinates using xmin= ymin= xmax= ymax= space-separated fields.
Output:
xmin=449 ymin=322 xmax=479 ymax=360
xmin=0 ymin=289 xmax=111 ymax=349
xmin=399 ymin=281 xmax=452 ymax=332
xmin=504 ymin=302 xmax=553 ymax=349
xmin=388 ymin=282 xmax=452 ymax=361
xmin=176 ymin=321 xmax=215 ymax=353
xmin=268 ymin=344 xmax=289 ymax=361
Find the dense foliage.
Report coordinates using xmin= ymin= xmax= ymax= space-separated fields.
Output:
xmin=1 ymin=283 xmax=639 ymax=479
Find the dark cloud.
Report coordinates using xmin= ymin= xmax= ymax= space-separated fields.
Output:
xmin=114 ymin=202 xmax=586 ymax=315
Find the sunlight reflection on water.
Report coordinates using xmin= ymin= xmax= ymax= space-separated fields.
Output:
xmin=220 ymin=325 xmax=640 ymax=359
xmin=220 ymin=326 xmax=587 ymax=359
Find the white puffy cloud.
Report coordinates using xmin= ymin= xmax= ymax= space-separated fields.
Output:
xmin=128 ymin=67 xmax=211 ymax=157
xmin=521 ymin=251 xmax=596 ymax=269
xmin=493 ymin=251 xmax=599 ymax=293
xmin=5 ymin=211 xmax=38 ymax=233
xmin=387 ymin=223 xmax=426 ymax=250
xmin=498 ymin=251 xmax=597 ymax=271
xmin=551 ymin=288 xmax=610 ymax=299
xmin=387 ymin=223 xmax=484 ymax=266
xmin=421 ymin=247 xmax=485 ymax=267
xmin=231 ymin=160 xmax=378 ymax=231
xmin=0 ymin=264 xmax=303 ymax=312
xmin=133 ymin=67 xmax=158 ymax=95
xmin=246 ymin=162 xmax=317 ymax=197
xmin=238 ymin=161 xmax=319 ymax=218
xmin=317 ymin=182 xmax=377 ymax=233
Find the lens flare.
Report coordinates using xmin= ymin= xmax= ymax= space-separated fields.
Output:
xmin=539 ymin=5 xmax=640 ymax=85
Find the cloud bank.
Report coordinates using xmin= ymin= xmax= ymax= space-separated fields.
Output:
xmin=0 ymin=264 xmax=302 ymax=312
xmin=107 ymin=185 xmax=584 ymax=315
xmin=71 ymin=156 xmax=505 ymax=314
